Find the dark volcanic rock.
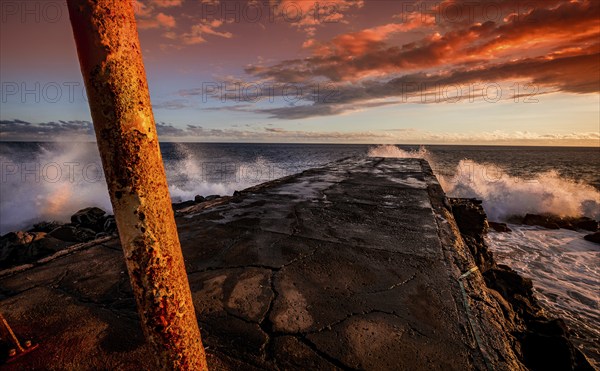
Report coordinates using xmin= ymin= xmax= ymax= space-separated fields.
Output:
xmin=449 ymin=198 xmax=495 ymax=271
xmin=523 ymin=214 xmax=561 ymax=229
xmin=1 ymin=211 xmax=115 ymax=270
xmin=48 ymin=225 xmax=96 ymax=243
xmin=173 ymin=200 xmax=196 ymax=210
xmin=450 ymin=199 xmax=594 ymax=371
xmin=520 ymin=318 xmax=595 ymax=371
xmin=489 ymin=222 xmax=512 ymax=233
xmin=205 ymin=195 xmax=221 ymax=201
xmin=71 ymin=207 xmax=107 ymax=232
xmin=194 ymin=195 xmax=206 ymax=203
xmin=522 ymin=214 xmax=598 ymax=232
xmin=449 ymin=198 xmax=489 ymax=237
xmin=103 ymin=216 xmax=117 ymax=235
xmin=575 ymin=218 xmax=599 ymax=232
xmin=0 ymin=231 xmax=69 ymax=269
xmin=484 ymin=264 xmax=540 ymax=319
xmin=28 ymin=221 xmax=64 ymax=233
xmin=584 ymin=232 xmax=600 ymax=244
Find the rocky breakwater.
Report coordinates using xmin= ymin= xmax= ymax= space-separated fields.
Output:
xmin=449 ymin=198 xmax=594 ymax=371
xmin=0 ymin=194 xmax=232 ymax=272
xmin=0 ymin=207 xmax=117 ymax=270
xmin=0 ymin=157 xmax=595 ymax=370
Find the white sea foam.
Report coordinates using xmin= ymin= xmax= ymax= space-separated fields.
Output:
xmin=165 ymin=143 xmax=296 ymax=202
xmin=165 ymin=143 xmax=235 ymax=202
xmin=0 ymin=142 xmax=306 ymax=233
xmin=440 ymin=161 xmax=600 ymax=221
xmin=0 ymin=142 xmax=112 ymax=233
xmin=368 ymin=144 xmax=600 ymax=221
xmin=487 ymin=226 xmax=600 ymax=365
xmin=367 ymin=144 xmax=432 ymax=160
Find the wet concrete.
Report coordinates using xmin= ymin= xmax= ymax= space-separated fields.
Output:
xmin=0 ymin=157 xmax=525 ymax=370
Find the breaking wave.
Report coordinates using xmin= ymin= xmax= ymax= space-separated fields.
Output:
xmin=165 ymin=143 xmax=287 ymax=202
xmin=2 ymin=143 xmax=599 ymax=234
xmin=368 ymin=144 xmax=600 ymax=221
xmin=440 ymin=160 xmax=600 ymax=221
xmin=0 ymin=142 xmax=111 ymax=234
xmin=0 ymin=142 xmax=317 ymax=234
xmin=367 ymin=144 xmax=432 ymax=160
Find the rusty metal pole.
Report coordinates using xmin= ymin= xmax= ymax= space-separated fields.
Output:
xmin=66 ymin=1 xmax=207 ymax=369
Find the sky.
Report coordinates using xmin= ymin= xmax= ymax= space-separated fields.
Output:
xmin=0 ymin=0 xmax=599 ymax=145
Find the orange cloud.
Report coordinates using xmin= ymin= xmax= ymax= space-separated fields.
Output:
xmin=180 ymin=20 xmax=233 ymax=45
xmin=151 ymin=0 xmax=183 ymax=7
xmin=248 ymin=0 xmax=600 ymax=83
xmin=137 ymin=12 xmax=176 ymax=29
xmin=273 ymin=0 xmax=364 ymax=35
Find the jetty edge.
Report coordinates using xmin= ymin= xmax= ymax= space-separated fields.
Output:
xmin=0 ymin=157 xmax=593 ymax=370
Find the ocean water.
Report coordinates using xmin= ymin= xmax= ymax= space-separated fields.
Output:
xmin=1 ymin=142 xmax=599 ymax=364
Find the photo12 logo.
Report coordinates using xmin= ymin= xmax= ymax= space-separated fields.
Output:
xmin=1 ymin=81 xmax=87 ymax=104
xmin=398 ymin=1 xmax=540 ymax=25
xmin=199 ymin=82 xmax=339 ymax=104
xmin=1 ymin=1 xmax=65 ymax=23
xmin=1 ymin=161 xmax=104 ymax=184
xmin=1 ymin=1 xmax=346 ymax=25
xmin=0 ymin=161 xmax=316 ymax=185
xmin=199 ymin=0 xmax=344 ymax=24
xmin=400 ymin=82 xmax=539 ymax=104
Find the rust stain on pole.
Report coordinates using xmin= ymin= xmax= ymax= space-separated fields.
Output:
xmin=66 ymin=1 xmax=207 ymax=369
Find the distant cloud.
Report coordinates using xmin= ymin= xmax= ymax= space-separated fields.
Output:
xmin=178 ymin=19 xmax=233 ymax=45
xmin=2 ymin=119 xmax=597 ymax=145
xmin=138 ymin=12 xmax=177 ymax=29
xmin=150 ymin=123 xmax=600 ymax=145
xmin=133 ymin=0 xmax=233 ymax=42
xmin=0 ymin=120 xmax=94 ymax=141
xmin=270 ymin=0 xmax=364 ymax=36
xmin=154 ymin=99 xmax=192 ymax=110
xmin=253 ymin=100 xmax=399 ymax=120
xmin=151 ymin=0 xmax=183 ymax=7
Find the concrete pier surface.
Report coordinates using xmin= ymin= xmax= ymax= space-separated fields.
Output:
xmin=0 ymin=158 xmax=527 ymax=370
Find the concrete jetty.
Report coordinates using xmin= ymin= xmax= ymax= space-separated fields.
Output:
xmin=0 ymin=158 xmax=527 ymax=370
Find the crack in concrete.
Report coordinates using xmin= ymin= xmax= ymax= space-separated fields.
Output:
xmin=280 ymin=248 xmax=319 ymax=270
xmin=258 ymin=270 xmax=279 ymax=363
xmin=0 ymin=237 xmax=116 ymax=279
xmin=297 ymin=336 xmax=358 ymax=371
xmin=243 ymin=225 xmax=446 ymax=261
xmin=0 ymin=269 xmax=69 ymax=299
xmin=187 ymin=264 xmax=279 ymax=276
xmin=291 ymin=204 xmax=303 ymax=236
xmin=302 ymin=308 xmax=426 ymax=339
xmin=211 ymin=236 xmax=242 ymax=263
xmin=365 ymin=273 xmax=417 ymax=294
xmin=49 ymin=281 xmax=138 ymax=321
xmin=187 ymin=246 xmax=319 ymax=276
xmin=223 ymin=308 xmax=263 ymax=326
xmin=205 ymin=347 xmax=274 ymax=371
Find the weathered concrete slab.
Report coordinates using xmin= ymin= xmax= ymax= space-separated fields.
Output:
xmin=0 ymin=158 xmax=525 ymax=370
